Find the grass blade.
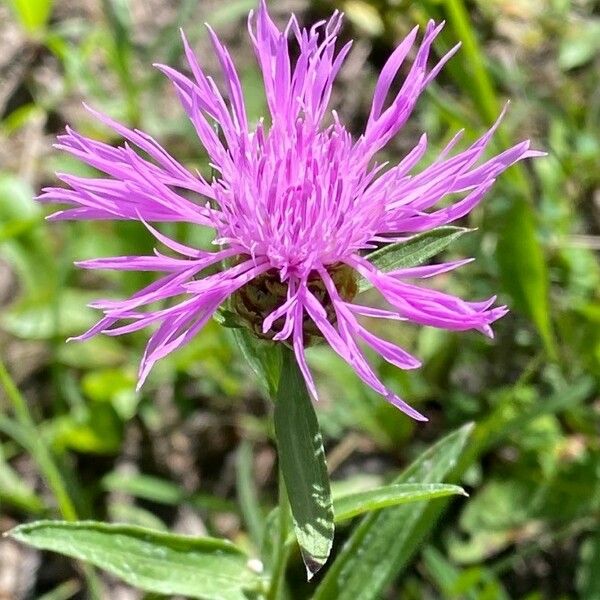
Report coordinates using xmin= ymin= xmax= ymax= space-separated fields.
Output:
xmin=313 ymin=424 xmax=473 ymax=600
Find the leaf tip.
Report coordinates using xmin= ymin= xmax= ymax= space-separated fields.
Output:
xmin=462 ymin=421 xmax=476 ymax=436
xmin=303 ymin=552 xmax=326 ymax=581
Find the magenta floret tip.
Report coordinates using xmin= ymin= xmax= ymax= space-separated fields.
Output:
xmin=40 ymin=1 xmax=542 ymax=420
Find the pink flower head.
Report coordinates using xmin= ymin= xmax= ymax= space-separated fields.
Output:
xmin=40 ymin=1 xmax=541 ymax=420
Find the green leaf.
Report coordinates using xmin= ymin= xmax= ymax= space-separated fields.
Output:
xmin=102 ymin=472 xmax=238 ymax=513
xmin=358 ymin=226 xmax=471 ymax=292
xmin=0 ymin=444 xmax=45 ymax=514
xmin=333 ymin=483 xmax=467 ymax=522
xmin=496 ymin=197 xmax=556 ymax=358
xmin=8 ymin=521 xmax=261 ymax=600
xmin=313 ymin=423 xmax=473 ymax=600
xmin=232 ymin=327 xmax=281 ymax=397
xmin=273 ymin=347 xmax=334 ymax=579
xmin=102 ymin=472 xmax=182 ymax=504
xmin=8 ymin=0 xmax=54 ymax=34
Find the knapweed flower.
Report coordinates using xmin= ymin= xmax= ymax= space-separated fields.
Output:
xmin=40 ymin=1 xmax=540 ymax=420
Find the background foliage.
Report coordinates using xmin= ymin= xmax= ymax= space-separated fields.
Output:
xmin=0 ymin=0 xmax=599 ymax=598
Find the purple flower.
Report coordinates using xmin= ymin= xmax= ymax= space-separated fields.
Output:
xmin=40 ymin=1 xmax=540 ymax=420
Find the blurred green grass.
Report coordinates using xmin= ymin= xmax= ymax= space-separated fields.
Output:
xmin=0 ymin=0 xmax=599 ymax=598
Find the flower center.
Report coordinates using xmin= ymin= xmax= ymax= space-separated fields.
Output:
xmin=231 ymin=263 xmax=358 ymax=344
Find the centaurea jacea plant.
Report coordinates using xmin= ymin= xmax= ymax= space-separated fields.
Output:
xmin=38 ymin=0 xmax=540 ymax=581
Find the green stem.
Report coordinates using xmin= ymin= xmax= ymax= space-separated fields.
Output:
xmin=0 ymin=358 xmax=102 ymax=598
xmin=0 ymin=356 xmax=34 ymax=426
xmin=443 ymin=0 xmax=498 ymax=124
xmin=442 ymin=0 xmax=530 ymax=194
xmin=101 ymin=0 xmax=139 ymax=126
xmin=267 ymin=469 xmax=292 ymax=600
xmin=0 ymin=358 xmax=77 ymax=520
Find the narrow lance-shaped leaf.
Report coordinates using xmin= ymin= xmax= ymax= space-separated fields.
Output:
xmin=496 ymin=197 xmax=556 ymax=358
xmin=274 ymin=347 xmax=334 ymax=579
xmin=358 ymin=226 xmax=471 ymax=292
xmin=8 ymin=521 xmax=261 ymax=600
xmin=313 ymin=423 xmax=473 ymax=600
xmin=266 ymin=483 xmax=466 ymax=546
xmin=101 ymin=471 xmax=238 ymax=513
xmin=333 ymin=483 xmax=467 ymax=522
